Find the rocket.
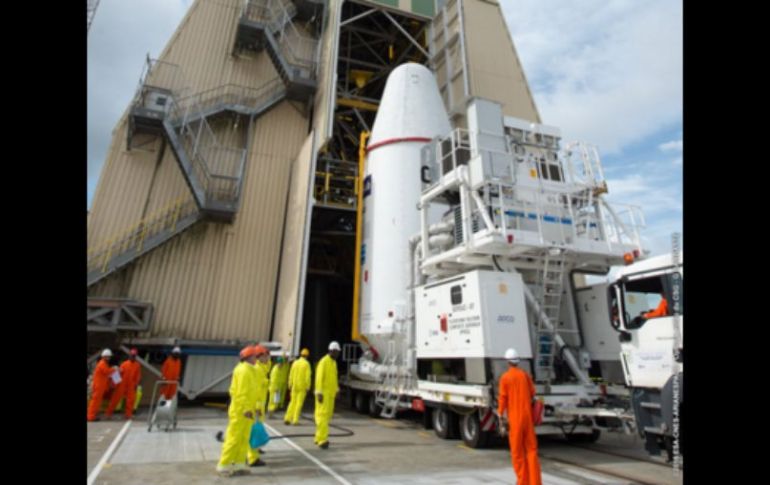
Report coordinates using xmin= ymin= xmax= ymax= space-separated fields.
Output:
xmin=358 ymin=62 xmax=451 ymax=357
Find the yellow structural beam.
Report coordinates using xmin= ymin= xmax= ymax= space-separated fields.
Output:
xmin=337 ymin=97 xmax=379 ymax=112
xmin=351 ymin=131 xmax=370 ymax=342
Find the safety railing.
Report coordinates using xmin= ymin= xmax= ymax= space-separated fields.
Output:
xmin=477 ymin=183 xmax=644 ymax=252
xmin=132 ymin=57 xmax=190 ymax=104
xmin=173 ymin=79 xmax=285 ymax=118
xmin=168 ymin=96 xmax=248 ymax=208
xmin=435 ymin=128 xmax=472 ymax=181
xmin=268 ymin=0 xmax=319 ymax=77
xmin=314 ymin=158 xmax=359 ymax=209
xmin=562 ymin=141 xmax=608 ymax=193
xmin=241 ymin=0 xmax=297 ymax=27
xmin=87 ymin=197 xmax=200 ymax=275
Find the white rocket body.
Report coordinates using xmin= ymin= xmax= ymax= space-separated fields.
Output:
xmin=358 ymin=63 xmax=451 ymax=360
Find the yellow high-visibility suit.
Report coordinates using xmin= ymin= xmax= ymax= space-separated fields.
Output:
xmin=246 ymin=361 xmax=269 ymax=465
xmin=268 ymin=363 xmax=289 ymax=412
xmin=218 ymin=361 xmax=258 ymax=470
xmin=284 ymin=357 xmax=312 ymax=424
xmin=314 ymin=354 xmax=338 ymax=445
xmin=278 ymin=361 xmax=291 ymax=407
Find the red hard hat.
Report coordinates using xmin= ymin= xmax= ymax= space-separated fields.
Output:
xmin=129 ymin=348 xmax=138 ymax=356
xmin=253 ymin=345 xmax=268 ymax=356
xmin=240 ymin=346 xmax=258 ymax=359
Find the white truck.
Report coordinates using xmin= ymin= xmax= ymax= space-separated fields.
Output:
xmin=341 ymin=63 xmax=646 ymax=448
xmin=608 ymin=252 xmax=683 ymax=459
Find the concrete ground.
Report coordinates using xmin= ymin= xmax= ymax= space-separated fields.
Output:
xmin=87 ymin=401 xmax=683 ymax=485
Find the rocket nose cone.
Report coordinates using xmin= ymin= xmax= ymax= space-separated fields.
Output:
xmin=369 ymin=63 xmax=451 ymax=147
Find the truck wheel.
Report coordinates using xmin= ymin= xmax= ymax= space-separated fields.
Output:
xmin=368 ymin=394 xmax=382 ymax=417
xmin=433 ymin=407 xmax=458 ymax=439
xmin=354 ymin=391 xmax=368 ymax=414
xmin=423 ymin=407 xmax=433 ymax=430
xmin=460 ymin=412 xmax=490 ymax=448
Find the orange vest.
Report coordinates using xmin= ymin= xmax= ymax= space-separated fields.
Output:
xmin=162 ymin=357 xmax=181 ymax=381
xmin=497 ymin=366 xmax=536 ymax=425
xmin=120 ymin=359 xmax=142 ymax=388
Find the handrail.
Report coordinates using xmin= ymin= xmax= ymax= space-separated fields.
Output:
xmin=87 ymin=197 xmax=199 ymax=274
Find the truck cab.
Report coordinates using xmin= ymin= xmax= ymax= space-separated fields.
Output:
xmin=608 ymin=252 xmax=683 ymax=459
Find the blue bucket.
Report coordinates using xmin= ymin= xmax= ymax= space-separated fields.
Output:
xmin=249 ymin=421 xmax=270 ymax=449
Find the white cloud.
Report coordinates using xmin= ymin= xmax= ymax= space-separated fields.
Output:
xmin=659 ymin=140 xmax=683 ymax=152
xmin=501 ymin=0 xmax=683 ymax=154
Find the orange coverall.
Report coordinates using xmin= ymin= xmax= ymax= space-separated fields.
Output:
xmin=498 ymin=366 xmax=542 ymax=485
xmin=106 ymin=359 xmax=142 ymax=418
xmin=644 ymin=297 xmax=669 ymax=319
xmin=87 ymin=358 xmax=115 ymax=421
xmin=161 ymin=356 xmax=182 ymax=399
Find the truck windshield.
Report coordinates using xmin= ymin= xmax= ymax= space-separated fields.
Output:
xmin=621 ymin=272 xmax=681 ymax=329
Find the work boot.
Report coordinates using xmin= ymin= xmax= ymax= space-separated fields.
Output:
xmin=284 ymin=420 xmax=290 ymax=425
xmin=232 ymin=464 xmax=251 ymax=475
xmin=259 ymin=448 xmax=266 ymax=454
xmin=215 ymin=464 xmax=234 ymax=477
xmin=249 ymin=459 xmax=266 ymax=467
xmin=318 ymin=441 xmax=329 ymax=449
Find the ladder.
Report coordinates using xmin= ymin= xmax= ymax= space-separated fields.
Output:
xmin=533 ymin=248 xmax=568 ymax=386
xmin=375 ymin=340 xmax=402 ymax=419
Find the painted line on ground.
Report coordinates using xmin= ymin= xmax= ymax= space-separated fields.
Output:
xmin=87 ymin=419 xmax=133 ymax=485
xmin=540 ymin=472 xmax=583 ymax=485
xmin=263 ymin=422 xmax=353 ymax=485
xmin=561 ymin=466 xmax=634 ymax=484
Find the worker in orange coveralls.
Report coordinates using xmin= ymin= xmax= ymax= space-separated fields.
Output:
xmin=87 ymin=349 xmax=117 ymax=422
xmin=644 ymin=293 xmax=669 ymax=319
xmin=161 ymin=346 xmax=183 ymax=399
xmin=105 ymin=348 xmax=143 ymax=419
xmin=497 ymin=347 xmax=542 ymax=485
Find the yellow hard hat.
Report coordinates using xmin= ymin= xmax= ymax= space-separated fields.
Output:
xmin=301 ymin=348 xmax=310 ymax=357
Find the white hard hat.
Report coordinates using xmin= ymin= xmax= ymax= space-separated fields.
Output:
xmin=328 ymin=341 xmax=341 ymax=351
xmin=504 ymin=348 xmax=520 ymax=363
xmin=172 ymin=346 xmax=181 ymax=354
xmin=101 ymin=349 xmax=113 ymax=357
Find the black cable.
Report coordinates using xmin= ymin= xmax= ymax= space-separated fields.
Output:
xmin=214 ymin=413 xmax=355 ymax=442
xmin=492 ymin=255 xmax=503 ymax=271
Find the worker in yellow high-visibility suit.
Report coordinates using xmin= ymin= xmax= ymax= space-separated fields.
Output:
xmin=267 ymin=357 xmax=289 ymax=417
xmin=277 ymin=354 xmax=291 ymax=407
xmin=216 ymin=345 xmax=261 ymax=477
xmin=247 ymin=346 xmax=270 ymax=467
xmin=284 ymin=348 xmax=312 ymax=425
xmin=314 ymin=341 xmax=341 ymax=449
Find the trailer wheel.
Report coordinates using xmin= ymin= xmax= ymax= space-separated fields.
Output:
xmin=422 ymin=407 xmax=433 ymax=430
xmin=354 ymin=391 xmax=369 ymax=414
xmin=460 ymin=412 xmax=490 ymax=448
xmin=368 ymin=394 xmax=382 ymax=417
xmin=433 ymin=407 xmax=458 ymax=439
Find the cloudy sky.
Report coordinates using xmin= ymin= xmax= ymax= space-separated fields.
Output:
xmin=88 ymin=0 xmax=682 ymax=260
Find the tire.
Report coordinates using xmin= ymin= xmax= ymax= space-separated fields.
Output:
xmin=422 ymin=407 xmax=433 ymax=430
xmin=354 ymin=391 xmax=368 ymax=414
xmin=433 ymin=407 xmax=458 ymax=439
xmin=460 ymin=412 xmax=490 ymax=449
xmin=368 ymin=394 xmax=382 ymax=417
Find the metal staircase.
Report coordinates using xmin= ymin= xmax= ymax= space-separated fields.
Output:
xmin=127 ymin=58 xmax=288 ymax=221
xmin=532 ymin=248 xmax=570 ymax=386
xmin=235 ymin=0 xmax=320 ymax=102
xmin=88 ymin=198 xmax=201 ymax=287
xmin=375 ymin=341 xmax=405 ymax=418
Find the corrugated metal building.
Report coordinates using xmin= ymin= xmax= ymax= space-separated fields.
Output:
xmin=87 ymin=0 xmax=541 ymax=395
